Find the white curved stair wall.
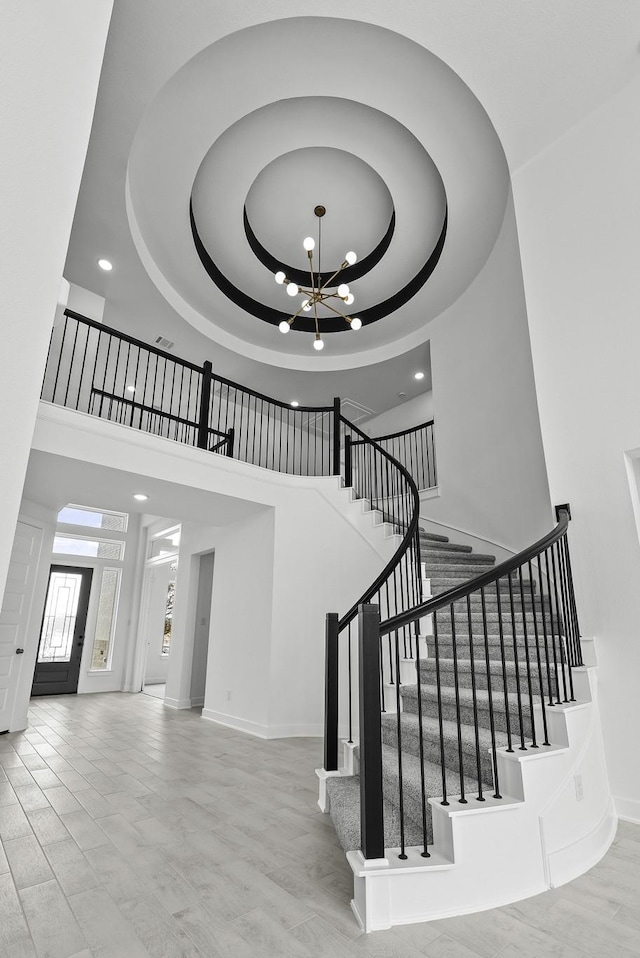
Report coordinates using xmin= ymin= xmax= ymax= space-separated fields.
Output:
xmin=347 ymin=641 xmax=615 ymax=931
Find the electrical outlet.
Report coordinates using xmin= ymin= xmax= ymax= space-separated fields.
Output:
xmin=574 ymin=774 xmax=584 ymax=802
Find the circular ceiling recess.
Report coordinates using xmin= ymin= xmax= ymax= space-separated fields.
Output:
xmin=190 ymin=124 xmax=447 ymax=333
xmin=244 ymin=147 xmax=395 ymax=276
xmin=126 ymin=16 xmax=510 ymax=371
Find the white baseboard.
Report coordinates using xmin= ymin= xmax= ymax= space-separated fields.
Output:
xmin=614 ymin=794 xmax=640 ymax=824
xmin=201 ymin=708 xmax=323 ymax=739
xmin=201 ymin=708 xmax=268 ymax=738
xmin=547 ymin=798 xmax=618 ymax=887
xmin=190 ymin=695 xmax=205 ymax=708
xmin=163 ymin=696 xmax=192 ymax=710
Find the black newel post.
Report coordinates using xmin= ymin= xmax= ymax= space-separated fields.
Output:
xmin=197 ymin=360 xmax=213 ymax=450
xmin=359 ymin=603 xmax=385 ymax=860
xmin=324 ymin=613 xmax=339 ymax=772
xmin=332 ymin=396 xmax=341 ymax=477
xmin=226 ymin=427 xmax=235 ymax=458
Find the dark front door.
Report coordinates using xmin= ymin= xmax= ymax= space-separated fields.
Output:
xmin=32 ymin=565 xmax=93 ymax=696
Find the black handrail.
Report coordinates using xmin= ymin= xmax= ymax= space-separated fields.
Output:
xmin=351 ymin=418 xmax=437 ymax=491
xmin=338 ymin=415 xmax=421 ymax=631
xmin=353 ymin=418 xmax=434 ymax=444
xmin=348 ymin=504 xmax=584 ymax=863
xmin=42 ymin=310 xmax=338 ymax=477
xmin=63 ymin=309 xmax=202 ymax=370
xmin=381 ymin=509 xmax=570 ymax=636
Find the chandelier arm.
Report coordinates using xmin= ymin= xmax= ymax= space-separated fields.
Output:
xmin=322 ymin=301 xmax=352 ymax=322
xmin=312 ymin=295 xmax=320 ymax=338
xmin=318 ymin=262 xmax=347 ymax=294
xmin=307 ymin=252 xmax=316 ymax=298
xmin=287 ymin=303 xmax=309 ymax=325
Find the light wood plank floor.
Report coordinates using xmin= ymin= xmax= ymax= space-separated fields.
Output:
xmin=0 ymin=692 xmax=638 ymax=958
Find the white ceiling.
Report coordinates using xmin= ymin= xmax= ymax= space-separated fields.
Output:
xmin=23 ymin=450 xmax=268 ymax=528
xmin=63 ymin=0 xmax=640 ymax=414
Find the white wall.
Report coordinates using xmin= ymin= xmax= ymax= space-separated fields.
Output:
xmin=512 ymin=73 xmax=640 ymax=821
xmin=421 ymin=190 xmax=553 ymax=551
xmin=0 ymin=1 xmax=114 ymax=602
xmin=203 ymin=509 xmax=275 ymax=734
xmin=31 ymin=405 xmax=397 ymax=736
xmin=363 ymin=392 xmax=434 ymax=438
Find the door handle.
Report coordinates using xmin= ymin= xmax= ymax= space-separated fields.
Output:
xmin=16 ymin=648 xmax=24 ymax=654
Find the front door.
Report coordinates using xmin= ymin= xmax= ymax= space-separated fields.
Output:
xmin=32 ymin=566 xmax=92 ymax=696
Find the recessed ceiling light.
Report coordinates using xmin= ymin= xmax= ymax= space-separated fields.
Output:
xmin=97 ymin=258 xmax=113 ymax=271
xmin=133 ymin=493 xmax=148 ymax=501
xmin=126 ymin=385 xmax=135 ymax=393
xmin=290 ymin=400 xmax=299 ymax=407
xmin=414 ymin=371 xmax=425 ymax=380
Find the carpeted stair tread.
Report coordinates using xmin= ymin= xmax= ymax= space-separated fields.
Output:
xmin=326 ymin=774 xmax=425 ymax=852
xmin=420 ymin=540 xmax=473 ymax=554
xmin=400 ymin=682 xmax=536 ymax=736
xmin=381 ymin=709 xmax=508 ymax=781
xmin=402 ymin=681 xmax=537 ymax=715
xmin=417 ymin=656 xmax=560 ymax=695
xmin=381 ymin=744 xmax=491 ymax=825
xmin=418 ymin=529 xmax=450 ymax=543
xmin=425 ymin=563 xmax=502 ymax=577
xmin=422 ymin=551 xmax=497 ymax=566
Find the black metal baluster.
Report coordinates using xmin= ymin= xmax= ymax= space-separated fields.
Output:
xmin=63 ymin=320 xmax=81 ymax=408
xmin=527 ymin=559 xmax=550 ymax=746
xmin=433 ymin=612 xmax=449 ymax=805
xmin=466 ymin=594 xmax=484 ymax=800
xmin=551 ymin=543 xmax=572 ymax=702
xmin=347 ymin=620 xmax=353 ymax=744
xmin=393 ymin=628 xmax=408 ymax=859
xmin=507 ymin=575 xmax=526 ymax=751
xmin=537 ymin=554 xmax=556 ymax=707
xmin=51 ymin=314 xmax=69 ymax=402
xmin=562 ymin=534 xmax=583 ymax=666
xmin=412 ymin=619 xmax=430 ymax=855
xmin=495 ymin=579 xmax=513 ymax=752
xmin=76 ymin=323 xmax=91 ymax=410
xmin=543 ymin=549 xmax=563 ymax=705
xmin=480 ymin=587 xmax=501 ymax=798
xmin=450 ymin=605 xmax=467 ymax=802
xmin=517 ymin=566 xmax=537 ymax=747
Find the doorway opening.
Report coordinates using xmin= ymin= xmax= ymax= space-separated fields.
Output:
xmin=32 ymin=565 xmax=93 ymax=696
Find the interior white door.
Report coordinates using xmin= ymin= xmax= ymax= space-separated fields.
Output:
xmin=0 ymin=521 xmax=43 ymax=732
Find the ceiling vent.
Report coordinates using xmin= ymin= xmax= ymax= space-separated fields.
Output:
xmin=154 ymin=335 xmax=175 ymax=350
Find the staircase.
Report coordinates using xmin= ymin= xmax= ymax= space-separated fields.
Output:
xmin=326 ymin=527 xmax=504 ymax=851
xmin=319 ymin=520 xmax=614 ymax=931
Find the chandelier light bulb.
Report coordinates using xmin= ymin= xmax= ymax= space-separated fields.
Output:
xmin=337 ymin=283 xmax=350 ymax=298
xmin=344 ymin=293 xmax=355 ymax=306
xmin=286 ymin=282 xmax=299 ymax=297
xmin=275 ymin=271 xmax=286 ymax=284
xmin=279 ymin=321 xmax=290 ymax=334
xmin=345 ymin=251 xmax=357 ymax=265
xmin=303 ymin=237 xmax=315 ymax=251
xmin=350 ymin=317 xmax=362 ymax=331
xmin=301 ymin=299 xmax=312 ymax=312
xmin=313 ymin=336 xmax=324 ymax=351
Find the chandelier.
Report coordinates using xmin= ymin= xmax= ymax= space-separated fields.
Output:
xmin=274 ymin=205 xmax=362 ymax=351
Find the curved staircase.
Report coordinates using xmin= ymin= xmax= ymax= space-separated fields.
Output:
xmin=319 ymin=519 xmax=614 ymax=931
